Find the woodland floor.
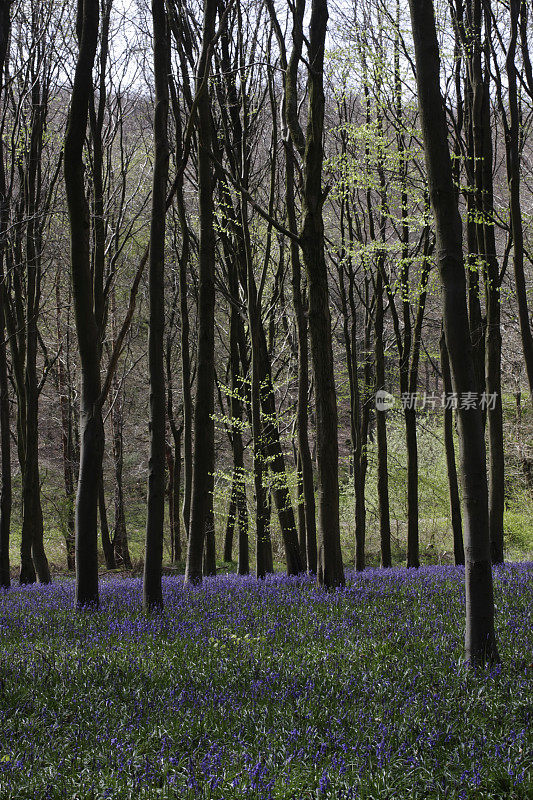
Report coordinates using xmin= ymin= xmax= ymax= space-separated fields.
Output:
xmin=0 ymin=565 xmax=532 ymax=799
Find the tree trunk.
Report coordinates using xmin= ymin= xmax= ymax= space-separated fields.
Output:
xmin=293 ymin=274 xmax=316 ymax=574
xmin=56 ymin=274 xmax=75 ymax=571
xmin=0 ymin=0 xmax=11 ymax=589
xmin=99 ymin=472 xmax=115 ymax=570
xmin=184 ymin=0 xmax=217 ymax=585
xmin=247 ymin=242 xmax=270 ymax=580
xmin=297 ymin=0 xmax=344 ymax=588
xmin=463 ymin=0 xmax=505 ymax=562
xmin=225 ymin=302 xmax=247 ymax=567
xmin=0 ymin=287 xmax=10 ymax=588
xmin=223 ymin=479 xmax=236 ymax=562
xmin=169 ymin=428 xmax=182 ymax=562
xmin=202 ymin=469 xmax=216 ymax=576
xmin=112 ymin=386 xmax=131 ymax=569
xmin=237 ymin=474 xmax=249 ymax=576
xmin=285 ymin=120 xmax=316 ymax=574
xmin=440 ymin=332 xmax=464 ymax=565
xmin=64 ymin=0 xmax=102 ymax=607
xmin=404 ymin=407 xmax=419 ymax=568
xmin=257 ymin=329 xmax=303 ymax=575
xmin=176 ymin=159 xmax=193 ymax=541
xmin=505 ymin=0 xmax=533 ymax=405
xmin=143 ymin=0 xmax=170 ymax=611
xmin=22 ymin=388 xmax=50 ymax=583
xmin=408 ymin=0 xmax=498 ymax=665
xmin=374 ymin=273 xmax=392 ymax=567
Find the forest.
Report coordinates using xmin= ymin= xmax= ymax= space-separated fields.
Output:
xmin=0 ymin=0 xmax=532 ymax=796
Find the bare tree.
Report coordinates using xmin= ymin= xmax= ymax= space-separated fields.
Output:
xmin=408 ymin=0 xmax=499 ymax=665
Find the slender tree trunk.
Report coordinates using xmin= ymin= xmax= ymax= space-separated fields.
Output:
xmin=440 ymin=332 xmax=464 ymax=565
xmin=295 ymin=451 xmax=306 ymax=554
xmin=56 ymin=275 xmax=75 ymax=570
xmin=64 ymin=0 xmax=102 ymax=607
xmin=99 ymin=472 xmax=115 ymax=570
xmin=505 ymin=0 xmax=533 ymax=405
xmin=338 ymin=241 xmax=368 ymax=571
xmin=236 ymin=472 xmax=249 ymax=575
xmin=465 ymin=202 xmax=485 ymax=401
xmin=170 ymin=427 xmax=182 ymax=562
xmin=224 ymin=303 xmax=246 ymax=566
xmin=464 ymin=0 xmax=505 ymax=562
xmin=21 ymin=81 xmax=50 ymax=584
xmin=404 ymin=407 xmax=419 ymax=567
xmin=176 ymin=166 xmax=192 ymax=541
xmin=257 ymin=329 xmax=303 ymax=574
xmin=166 ymin=443 xmax=175 ymax=561
xmin=483 ymin=182 xmax=504 ymax=564
xmin=246 ymin=223 xmax=270 ymax=579
xmin=202 ymin=469 xmax=216 ymax=576
xmin=22 ymin=388 xmax=49 ymax=583
xmin=229 ymin=262 xmax=249 ymax=575
xmin=0 ymin=288 xmax=10 ymax=588
xmin=285 ymin=127 xmax=316 ymax=574
xmin=0 ymin=0 xmax=11 ymax=594
xmin=294 ymin=280 xmax=316 ymax=573
xmin=297 ymin=0 xmax=344 ymax=588
xmin=112 ymin=386 xmax=131 ymax=569
xmin=224 ymin=478 xmax=236 ymax=562
xmin=264 ymin=487 xmax=274 ymax=574
xmin=356 ymin=293 xmax=373 ymax=568
xmin=374 ymin=273 xmax=392 ymax=567
xmin=408 ymin=0 xmax=498 ymax=665
xmin=184 ymin=0 xmax=217 ymax=585
xmin=143 ymin=0 xmax=170 ymax=611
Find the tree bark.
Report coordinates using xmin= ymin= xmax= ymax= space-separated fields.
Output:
xmin=184 ymin=0 xmax=217 ymax=585
xmin=112 ymin=389 xmax=131 ymax=569
xmin=296 ymin=0 xmax=344 ymax=588
xmin=223 ymin=479 xmax=236 ymax=562
xmin=288 ymin=169 xmax=316 ymax=575
xmin=505 ymin=0 xmax=533 ymax=405
xmin=224 ymin=304 xmax=248 ymax=568
xmin=167 ymin=427 xmax=182 ymax=562
xmin=408 ymin=0 xmax=498 ymax=665
xmin=462 ymin=0 xmax=504 ymax=562
xmin=374 ymin=272 xmax=392 ymax=567
xmin=64 ymin=0 xmax=102 ymax=607
xmin=257 ymin=327 xmax=303 ymax=574
xmin=440 ymin=331 xmax=464 ymax=565
xmin=143 ymin=0 xmax=170 ymax=611
xmin=56 ymin=274 xmax=75 ymax=571
xmin=0 ymin=291 xmax=9 ymax=588
xmin=202 ymin=468 xmax=216 ymax=576
xmin=99 ymin=472 xmax=115 ymax=570
xmin=0 ymin=0 xmax=12 ymax=588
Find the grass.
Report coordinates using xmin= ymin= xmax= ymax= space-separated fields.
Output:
xmin=0 ymin=564 xmax=532 ymax=799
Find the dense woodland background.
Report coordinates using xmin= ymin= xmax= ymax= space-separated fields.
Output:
xmin=0 ymin=0 xmax=531 ymax=596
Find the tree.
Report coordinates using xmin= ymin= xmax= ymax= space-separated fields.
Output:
xmin=184 ymin=0 xmax=218 ymax=585
xmin=408 ymin=0 xmax=499 ymax=665
xmin=287 ymin=0 xmax=345 ymax=588
xmin=0 ymin=0 xmax=12 ymax=589
xmin=64 ymin=0 xmax=102 ymax=606
xmin=451 ymin=0 xmax=505 ymax=564
xmin=143 ymin=0 xmax=170 ymax=610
